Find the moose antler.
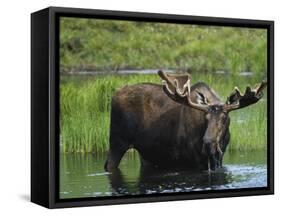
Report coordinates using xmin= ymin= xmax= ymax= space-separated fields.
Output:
xmin=224 ymin=80 xmax=267 ymax=112
xmin=158 ymin=70 xmax=209 ymax=112
xmin=158 ymin=70 xmax=267 ymax=113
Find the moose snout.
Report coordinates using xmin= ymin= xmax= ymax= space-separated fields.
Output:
xmin=202 ymin=141 xmax=216 ymax=155
xmin=202 ymin=135 xmax=217 ymax=154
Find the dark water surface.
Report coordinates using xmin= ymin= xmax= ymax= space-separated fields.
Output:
xmin=60 ymin=151 xmax=267 ymax=199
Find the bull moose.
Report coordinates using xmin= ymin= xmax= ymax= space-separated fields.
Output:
xmin=104 ymin=71 xmax=267 ymax=171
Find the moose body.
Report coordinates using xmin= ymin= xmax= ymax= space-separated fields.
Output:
xmin=104 ymin=71 xmax=266 ymax=171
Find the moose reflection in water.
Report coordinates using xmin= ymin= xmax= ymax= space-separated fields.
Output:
xmin=105 ymin=71 xmax=267 ymax=172
xmin=108 ymin=166 xmax=231 ymax=196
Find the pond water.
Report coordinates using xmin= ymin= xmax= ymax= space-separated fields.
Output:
xmin=59 ymin=150 xmax=267 ymax=199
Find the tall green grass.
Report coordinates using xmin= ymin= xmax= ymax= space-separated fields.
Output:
xmin=60 ymin=74 xmax=267 ymax=153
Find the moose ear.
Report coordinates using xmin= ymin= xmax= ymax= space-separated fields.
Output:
xmin=195 ymin=90 xmax=208 ymax=105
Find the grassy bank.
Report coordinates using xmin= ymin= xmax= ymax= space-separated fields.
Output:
xmin=60 ymin=74 xmax=267 ymax=153
xmin=60 ymin=18 xmax=267 ymax=77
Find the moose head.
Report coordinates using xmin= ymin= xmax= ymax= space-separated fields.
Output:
xmin=158 ymin=70 xmax=267 ymax=170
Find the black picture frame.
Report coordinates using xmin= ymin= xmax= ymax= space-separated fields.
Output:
xmin=31 ymin=6 xmax=274 ymax=209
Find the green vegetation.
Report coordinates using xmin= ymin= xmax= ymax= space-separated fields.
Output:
xmin=60 ymin=18 xmax=267 ymax=77
xmin=60 ymin=74 xmax=267 ymax=153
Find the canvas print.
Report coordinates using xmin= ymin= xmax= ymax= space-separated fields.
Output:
xmin=59 ymin=17 xmax=267 ymax=199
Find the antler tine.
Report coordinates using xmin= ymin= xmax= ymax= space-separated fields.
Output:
xmin=174 ymin=79 xmax=188 ymax=97
xmin=162 ymin=80 xmax=174 ymax=95
xmin=255 ymin=80 xmax=267 ymax=95
xmin=162 ymin=79 xmax=189 ymax=98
